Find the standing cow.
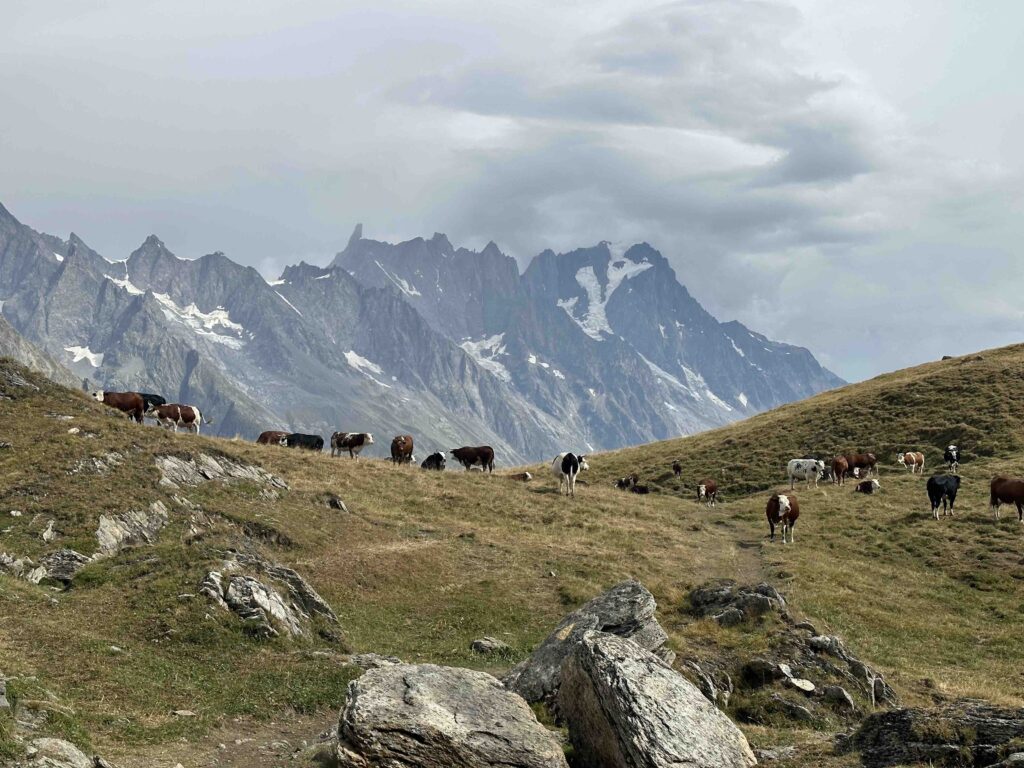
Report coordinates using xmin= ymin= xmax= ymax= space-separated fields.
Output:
xmin=256 ymin=430 xmax=288 ymax=446
xmin=787 ymin=458 xmax=825 ymax=489
xmin=766 ymin=493 xmax=800 ymax=544
xmin=552 ymin=452 xmax=588 ymax=497
xmin=390 ymin=435 xmax=414 ymax=464
xmin=944 ymin=445 xmax=960 ymax=473
xmin=697 ymin=478 xmax=718 ymax=507
xmin=149 ymin=403 xmax=209 ymax=433
xmin=845 ymin=453 xmax=878 ymax=478
xmin=897 ymin=451 xmax=925 ymax=474
xmin=91 ymin=390 xmax=145 ymax=423
xmin=285 ymin=433 xmax=324 ymax=451
xmin=450 ymin=446 xmax=495 ymax=473
xmin=927 ymin=474 xmax=961 ymax=520
xmin=332 ymin=432 xmax=374 ymax=459
xmin=990 ymin=476 xmax=1024 ymax=522
xmin=672 ymin=461 xmax=682 ymax=478
xmin=831 ymin=456 xmax=850 ymax=485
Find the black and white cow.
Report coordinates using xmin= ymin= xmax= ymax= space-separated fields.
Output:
xmin=944 ymin=445 xmax=960 ymax=473
xmin=552 ymin=452 xmax=589 ymax=497
xmin=787 ymin=458 xmax=825 ymax=489
xmin=420 ymin=452 xmax=446 ymax=471
xmin=928 ymin=474 xmax=961 ymax=519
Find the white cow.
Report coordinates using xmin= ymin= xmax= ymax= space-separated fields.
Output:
xmin=787 ymin=458 xmax=825 ymax=489
xmin=552 ymin=452 xmax=589 ymax=497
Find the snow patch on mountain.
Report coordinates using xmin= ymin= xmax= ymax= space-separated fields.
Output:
xmin=460 ymin=334 xmax=511 ymax=383
xmin=64 ymin=345 xmax=103 ymax=367
xmin=728 ymin=338 xmax=746 ymax=357
xmin=559 ymin=258 xmax=654 ymax=341
xmin=152 ymin=293 xmax=246 ymax=349
xmin=376 ymin=261 xmax=421 ymax=297
xmin=274 ymin=291 xmax=302 ymax=316
xmin=106 ymin=275 xmax=145 ymax=295
xmin=344 ymin=350 xmax=392 ymax=388
xmin=737 ymin=392 xmax=749 ymax=407
xmin=54 ymin=252 xmax=64 ymax=263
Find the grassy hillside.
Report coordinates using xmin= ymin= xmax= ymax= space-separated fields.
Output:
xmin=2 ymin=346 xmax=1024 ymax=766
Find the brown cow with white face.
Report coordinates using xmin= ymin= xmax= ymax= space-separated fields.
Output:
xmin=897 ymin=451 xmax=925 ymax=474
xmin=91 ymin=390 xmax=144 ymax=423
xmin=149 ymin=403 xmax=208 ymax=433
xmin=390 ymin=434 xmax=414 ymax=464
xmin=766 ymin=493 xmax=800 ymax=544
xmin=256 ymin=430 xmax=288 ymax=446
xmin=697 ymin=478 xmax=718 ymax=507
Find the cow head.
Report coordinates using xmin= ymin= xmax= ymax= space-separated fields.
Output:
xmin=871 ymin=479 xmax=881 ymax=490
xmin=815 ymin=459 xmax=825 ymax=473
xmin=698 ymin=484 xmax=707 ymax=500
xmin=896 ymin=453 xmax=907 ymax=466
xmin=90 ymin=390 xmax=105 ymax=401
xmin=276 ymin=435 xmax=288 ymax=446
xmin=578 ymin=455 xmax=589 ymax=471
xmin=777 ymin=494 xmax=791 ymax=514
xmin=365 ymin=433 xmax=375 ymax=444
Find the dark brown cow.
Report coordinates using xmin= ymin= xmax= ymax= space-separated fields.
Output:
xmin=256 ymin=430 xmax=288 ymax=446
xmin=149 ymin=403 xmax=207 ymax=433
xmin=990 ymin=477 xmax=1024 ymax=522
xmin=450 ymin=445 xmax=495 ymax=472
xmin=91 ymin=390 xmax=144 ymax=423
xmin=390 ymin=434 xmax=414 ymax=464
xmin=697 ymin=478 xmax=718 ymax=507
xmin=831 ymin=456 xmax=850 ymax=485
xmin=332 ymin=432 xmax=374 ymax=458
xmin=672 ymin=461 xmax=682 ymax=478
xmin=845 ymin=452 xmax=877 ymax=478
xmin=766 ymin=493 xmax=800 ymax=544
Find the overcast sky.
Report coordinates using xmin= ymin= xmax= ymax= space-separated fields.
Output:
xmin=3 ymin=1 xmax=1022 ymax=381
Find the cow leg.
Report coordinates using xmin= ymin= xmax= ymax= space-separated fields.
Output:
xmin=769 ymin=522 xmax=775 ymax=541
xmin=1017 ymin=502 xmax=1023 ymax=522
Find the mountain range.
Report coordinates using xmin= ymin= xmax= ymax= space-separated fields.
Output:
xmin=0 ymin=202 xmax=842 ymax=461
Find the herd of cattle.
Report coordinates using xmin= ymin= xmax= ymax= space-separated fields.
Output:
xmin=90 ymin=389 xmax=1024 ymax=537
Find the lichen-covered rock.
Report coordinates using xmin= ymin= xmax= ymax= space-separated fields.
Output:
xmin=336 ymin=663 xmax=568 ymax=768
xmin=558 ymin=631 xmax=757 ymax=768
xmin=95 ymin=501 xmax=169 ymax=555
xmin=503 ymin=579 xmax=674 ymax=704
xmin=471 ymin=636 xmax=512 ymax=655
xmin=156 ymin=453 xmax=287 ymax=489
xmin=690 ymin=581 xmax=786 ymax=624
xmin=26 ymin=737 xmax=93 ymax=768
xmin=38 ymin=549 xmax=91 ymax=582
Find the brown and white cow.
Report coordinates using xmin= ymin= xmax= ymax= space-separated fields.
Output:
xmin=450 ymin=445 xmax=495 ymax=473
xmin=766 ymin=493 xmax=800 ymax=544
xmin=697 ymin=478 xmax=718 ymax=507
xmin=256 ymin=430 xmax=288 ymax=446
xmin=149 ymin=403 xmax=208 ymax=433
xmin=331 ymin=432 xmax=374 ymax=458
xmin=990 ymin=476 xmax=1024 ymax=522
xmin=845 ymin=452 xmax=877 ymax=478
xmin=897 ymin=451 xmax=925 ymax=474
xmin=831 ymin=455 xmax=850 ymax=485
xmin=91 ymin=390 xmax=145 ymax=423
xmin=390 ymin=434 xmax=414 ymax=464
xmin=508 ymin=471 xmax=533 ymax=482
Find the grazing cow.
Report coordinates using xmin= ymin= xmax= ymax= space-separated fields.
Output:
xmin=831 ymin=456 xmax=850 ymax=485
xmin=552 ymin=452 xmax=589 ymax=497
xmin=989 ymin=476 xmax=1024 ymax=522
xmin=787 ymin=458 xmax=825 ymax=489
xmin=672 ymin=461 xmax=682 ymax=478
xmin=944 ymin=445 xmax=960 ymax=473
xmin=331 ymin=432 xmax=374 ymax=459
xmin=897 ymin=451 xmax=925 ymax=474
xmin=927 ymin=474 xmax=961 ymax=520
xmin=390 ymin=435 xmax=414 ymax=464
xmin=450 ymin=446 xmax=495 ymax=473
xmin=285 ymin=433 xmax=324 ymax=451
xmin=845 ymin=453 xmax=877 ymax=478
xmin=854 ymin=479 xmax=881 ymax=494
xmin=91 ymin=390 xmax=145 ymax=423
xmin=766 ymin=493 xmax=800 ymax=544
xmin=149 ymin=403 xmax=208 ymax=433
xmin=615 ymin=474 xmax=639 ymax=490
xmin=508 ymin=471 xmax=533 ymax=482
xmin=697 ymin=478 xmax=718 ymax=507
xmin=139 ymin=393 xmax=166 ymax=412
xmin=256 ymin=430 xmax=288 ymax=446
xmin=420 ymin=452 xmax=446 ymax=471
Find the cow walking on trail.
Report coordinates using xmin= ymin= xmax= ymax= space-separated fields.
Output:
xmin=697 ymin=478 xmax=718 ymax=507
xmin=285 ymin=433 xmax=324 ymax=451
xmin=91 ymin=390 xmax=145 ymax=423
xmin=256 ymin=430 xmax=288 ymax=446
xmin=927 ymin=474 xmax=961 ymax=519
xmin=787 ymin=458 xmax=825 ymax=489
xmin=390 ymin=435 xmax=414 ymax=464
xmin=766 ymin=493 xmax=799 ymax=544
xmin=944 ymin=445 xmax=960 ymax=473
xmin=897 ymin=451 xmax=925 ymax=474
xmin=332 ymin=432 xmax=374 ymax=458
xmin=552 ymin=452 xmax=589 ymax=497
xmin=990 ymin=477 xmax=1024 ymax=522
xmin=421 ymin=452 xmax=445 ymax=471
xmin=450 ymin=446 xmax=495 ymax=473
xmin=149 ymin=403 xmax=209 ymax=433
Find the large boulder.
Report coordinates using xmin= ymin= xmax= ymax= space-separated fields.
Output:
xmin=503 ymin=579 xmax=674 ymax=704
xmin=336 ymin=663 xmax=568 ymax=768
xmin=841 ymin=700 xmax=1024 ymax=767
xmin=25 ymin=737 xmax=93 ymax=768
xmin=558 ymin=632 xmax=757 ymax=768
xmin=95 ymin=501 xmax=169 ymax=556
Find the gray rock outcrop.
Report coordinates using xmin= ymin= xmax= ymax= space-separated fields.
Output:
xmin=37 ymin=549 xmax=91 ymax=583
xmin=25 ymin=737 xmax=93 ymax=768
xmin=470 ymin=636 xmax=512 ymax=656
xmin=95 ymin=501 xmax=168 ymax=556
xmin=503 ymin=579 xmax=674 ymax=704
xmin=557 ymin=631 xmax=757 ymax=768
xmin=336 ymin=663 xmax=569 ymax=768
xmin=156 ymin=454 xmax=287 ymax=490
xmin=690 ymin=581 xmax=786 ymax=625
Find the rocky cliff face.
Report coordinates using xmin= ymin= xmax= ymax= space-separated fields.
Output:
xmin=0 ymin=203 xmax=842 ymax=461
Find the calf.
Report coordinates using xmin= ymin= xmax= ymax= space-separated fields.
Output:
xmin=897 ymin=451 xmax=925 ymax=474
xmin=507 ymin=471 xmax=533 ymax=482
xmin=450 ymin=445 xmax=495 ymax=473
xmin=927 ymin=474 xmax=961 ymax=520
xmin=91 ymin=390 xmax=144 ymax=423
xmin=766 ymin=493 xmax=800 ymax=544
xmin=420 ymin=452 xmax=446 ymax=471
xmin=854 ymin=479 xmax=881 ymax=494
xmin=390 ymin=435 xmax=414 ymax=464
xmin=990 ymin=476 xmax=1024 ymax=522
xmin=672 ymin=461 xmax=682 ymax=478
xmin=332 ymin=432 xmax=374 ymax=458
xmin=944 ymin=445 xmax=960 ymax=473
xmin=787 ymin=458 xmax=825 ymax=489
xmin=552 ymin=452 xmax=589 ymax=497
xmin=697 ymin=478 xmax=718 ymax=507
xmin=285 ymin=433 xmax=324 ymax=451
xmin=256 ymin=430 xmax=288 ymax=446
xmin=149 ymin=403 xmax=207 ymax=433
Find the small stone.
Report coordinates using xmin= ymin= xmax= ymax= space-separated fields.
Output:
xmin=470 ymin=636 xmax=511 ymax=655
xmin=756 ymin=746 xmax=797 ymax=761
xmin=172 ymin=709 xmax=197 ymax=717
xmin=325 ymin=495 xmax=348 ymax=512
xmin=785 ymin=677 xmax=815 ymax=694
xmin=9 ymin=510 xmax=21 ymax=517
xmin=823 ymin=685 xmax=856 ymax=712
xmin=67 ymin=427 xmax=80 ymax=434
xmin=109 ymin=646 xmax=123 ymax=654
xmin=0 ymin=677 xmax=10 ymax=711
xmin=777 ymin=662 xmax=794 ymax=679
xmin=770 ymin=693 xmax=813 ymax=722
xmin=794 ymin=620 xmax=817 ymax=633
xmin=41 ymin=519 xmax=57 ymax=543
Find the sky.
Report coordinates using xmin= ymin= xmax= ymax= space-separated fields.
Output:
xmin=2 ymin=0 xmax=1022 ymax=382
